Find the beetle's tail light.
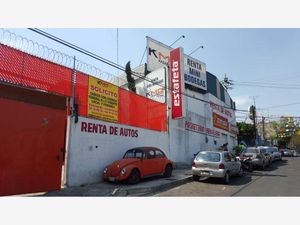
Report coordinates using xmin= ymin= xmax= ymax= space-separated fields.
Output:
xmin=192 ymin=162 xmax=196 ymax=167
xmin=219 ymin=163 xmax=225 ymax=169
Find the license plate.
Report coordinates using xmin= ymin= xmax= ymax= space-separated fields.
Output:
xmin=201 ymin=171 xmax=210 ymax=176
xmin=108 ymin=177 xmax=115 ymax=182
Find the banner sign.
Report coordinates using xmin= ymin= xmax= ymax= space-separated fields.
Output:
xmin=87 ymin=77 xmax=118 ymax=122
xmin=185 ymin=121 xmax=220 ymax=138
xmin=184 ymin=56 xmax=207 ymax=91
xmin=170 ymin=47 xmax=185 ymax=119
xmin=135 ymin=67 xmax=166 ymax=103
xmin=210 ymin=101 xmax=233 ymax=118
xmin=146 ymin=37 xmax=171 ymax=72
xmin=213 ymin=112 xmax=229 ymax=131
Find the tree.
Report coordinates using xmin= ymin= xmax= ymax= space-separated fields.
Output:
xmin=276 ymin=117 xmax=298 ymax=148
xmin=289 ymin=129 xmax=300 ymax=149
xmin=125 ymin=61 xmax=136 ymax=93
xmin=237 ymin=122 xmax=255 ymax=146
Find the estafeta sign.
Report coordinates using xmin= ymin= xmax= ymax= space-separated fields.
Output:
xmin=170 ymin=47 xmax=185 ymax=119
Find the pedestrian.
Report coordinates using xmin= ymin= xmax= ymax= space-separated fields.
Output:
xmin=223 ymin=143 xmax=228 ymax=151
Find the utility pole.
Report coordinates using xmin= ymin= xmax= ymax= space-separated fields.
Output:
xmin=262 ymin=116 xmax=265 ymax=145
xmin=251 ymin=96 xmax=258 ymax=146
xmin=253 ymin=107 xmax=257 ymax=146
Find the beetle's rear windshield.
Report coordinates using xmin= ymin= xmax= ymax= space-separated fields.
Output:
xmin=123 ymin=149 xmax=143 ymax=159
xmin=195 ymin=152 xmax=221 ymax=162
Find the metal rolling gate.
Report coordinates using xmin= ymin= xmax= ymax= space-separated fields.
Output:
xmin=0 ymin=40 xmax=73 ymax=196
xmin=0 ymin=84 xmax=67 ymax=196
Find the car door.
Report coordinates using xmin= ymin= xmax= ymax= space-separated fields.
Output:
xmin=154 ymin=149 xmax=166 ymax=174
xmin=141 ymin=149 xmax=157 ymax=176
xmin=230 ymin=153 xmax=239 ymax=174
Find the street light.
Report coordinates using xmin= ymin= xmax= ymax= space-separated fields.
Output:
xmin=188 ymin=45 xmax=204 ymax=56
xmin=169 ymin=35 xmax=185 ymax=47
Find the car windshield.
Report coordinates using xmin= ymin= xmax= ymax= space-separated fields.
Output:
xmin=270 ymin=148 xmax=278 ymax=153
xmin=123 ymin=149 xmax=143 ymax=159
xmin=259 ymin=148 xmax=267 ymax=153
xmin=244 ymin=148 xmax=258 ymax=153
xmin=196 ymin=152 xmax=221 ymax=162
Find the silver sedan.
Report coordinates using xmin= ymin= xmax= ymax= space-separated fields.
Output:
xmin=192 ymin=150 xmax=243 ymax=184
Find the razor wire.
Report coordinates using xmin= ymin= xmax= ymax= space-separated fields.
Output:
xmin=0 ymin=28 xmax=127 ymax=87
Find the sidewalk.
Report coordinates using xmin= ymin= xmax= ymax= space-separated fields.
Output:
xmin=42 ymin=168 xmax=193 ymax=197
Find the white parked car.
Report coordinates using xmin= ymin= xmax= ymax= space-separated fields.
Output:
xmin=268 ymin=147 xmax=282 ymax=161
xmin=192 ymin=150 xmax=243 ymax=184
xmin=291 ymin=150 xmax=297 ymax=157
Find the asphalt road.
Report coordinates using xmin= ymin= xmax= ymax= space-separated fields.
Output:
xmin=155 ymin=156 xmax=300 ymax=196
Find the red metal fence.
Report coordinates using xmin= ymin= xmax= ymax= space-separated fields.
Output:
xmin=0 ymin=44 xmax=167 ymax=131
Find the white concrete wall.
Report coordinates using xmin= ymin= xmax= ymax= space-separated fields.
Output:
xmin=66 ymin=116 xmax=168 ymax=186
xmin=167 ymin=87 xmax=238 ymax=164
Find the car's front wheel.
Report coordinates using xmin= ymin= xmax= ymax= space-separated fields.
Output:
xmin=163 ymin=164 xmax=173 ymax=177
xmin=127 ymin=169 xmax=140 ymax=184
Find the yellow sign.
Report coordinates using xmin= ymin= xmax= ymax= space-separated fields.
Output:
xmin=87 ymin=77 xmax=118 ymax=122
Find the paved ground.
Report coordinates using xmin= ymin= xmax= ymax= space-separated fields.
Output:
xmin=37 ymin=168 xmax=192 ymax=197
xmin=155 ymin=157 xmax=300 ymax=196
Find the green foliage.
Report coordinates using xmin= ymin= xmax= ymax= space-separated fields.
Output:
xmin=237 ymin=122 xmax=255 ymax=145
xmin=233 ymin=145 xmax=243 ymax=156
xmin=125 ymin=61 xmax=136 ymax=93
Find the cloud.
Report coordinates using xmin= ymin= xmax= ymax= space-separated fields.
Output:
xmin=232 ymin=95 xmax=252 ymax=110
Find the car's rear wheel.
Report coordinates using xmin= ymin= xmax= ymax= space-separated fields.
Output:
xmin=127 ymin=169 xmax=140 ymax=184
xmin=193 ymin=175 xmax=200 ymax=181
xmin=223 ymin=172 xmax=230 ymax=184
xmin=164 ymin=164 xmax=173 ymax=177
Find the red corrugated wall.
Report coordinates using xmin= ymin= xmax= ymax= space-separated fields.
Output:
xmin=0 ymin=44 xmax=167 ymax=132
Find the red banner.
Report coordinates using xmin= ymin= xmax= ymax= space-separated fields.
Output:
xmin=170 ymin=48 xmax=184 ymax=119
xmin=213 ymin=112 xmax=229 ymax=131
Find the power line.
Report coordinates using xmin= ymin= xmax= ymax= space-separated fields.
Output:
xmin=28 ymin=28 xmax=239 ymax=112
xmin=233 ymin=80 xmax=300 ymax=87
xmin=259 ymin=102 xmax=300 ymax=110
xmin=233 ymin=83 xmax=300 ymax=90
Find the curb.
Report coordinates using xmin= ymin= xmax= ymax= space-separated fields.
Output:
xmin=110 ymin=176 xmax=193 ymax=196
